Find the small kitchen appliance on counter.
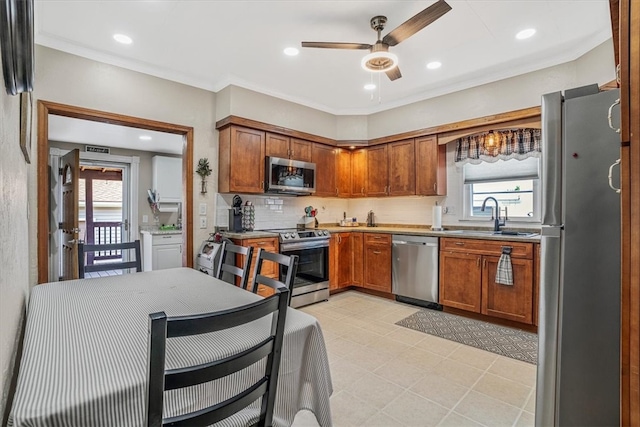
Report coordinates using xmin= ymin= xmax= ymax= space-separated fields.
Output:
xmin=229 ymin=195 xmax=243 ymax=233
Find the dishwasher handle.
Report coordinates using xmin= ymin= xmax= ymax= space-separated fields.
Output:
xmin=393 ymin=241 xmax=438 ymax=247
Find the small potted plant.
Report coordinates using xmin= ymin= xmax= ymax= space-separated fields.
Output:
xmin=196 ymin=158 xmax=212 ymax=194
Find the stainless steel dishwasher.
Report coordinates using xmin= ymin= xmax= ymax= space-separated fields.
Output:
xmin=392 ymin=235 xmax=441 ymax=309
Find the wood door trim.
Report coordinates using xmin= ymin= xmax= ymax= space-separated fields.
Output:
xmin=37 ymin=100 xmax=194 ymax=284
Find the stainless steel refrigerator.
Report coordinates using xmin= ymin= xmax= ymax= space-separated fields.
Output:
xmin=536 ymin=85 xmax=621 ymax=426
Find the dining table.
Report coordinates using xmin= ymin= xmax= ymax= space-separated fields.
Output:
xmin=8 ymin=267 xmax=333 ymax=427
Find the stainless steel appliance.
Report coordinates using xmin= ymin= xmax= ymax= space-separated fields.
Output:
xmin=392 ymin=235 xmax=440 ymax=309
xmin=266 ymin=228 xmax=330 ymax=308
xmin=536 ymin=85 xmax=621 ymax=426
xmin=265 ymin=157 xmax=316 ymax=195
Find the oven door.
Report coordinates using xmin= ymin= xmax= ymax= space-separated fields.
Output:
xmin=279 ymin=242 xmax=329 ymax=297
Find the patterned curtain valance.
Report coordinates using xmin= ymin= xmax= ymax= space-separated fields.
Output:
xmin=454 ymin=128 xmax=542 ymax=165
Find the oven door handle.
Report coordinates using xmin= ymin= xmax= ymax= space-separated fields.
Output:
xmin=280 ymin=240 xmax=330 ymax=252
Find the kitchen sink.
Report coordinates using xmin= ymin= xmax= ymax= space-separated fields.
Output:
xmin=443 ymin=229 xmax=538 ymax=237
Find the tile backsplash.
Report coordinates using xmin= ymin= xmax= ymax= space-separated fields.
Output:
xmin=216 ymin=193 xmax=448 ymax=230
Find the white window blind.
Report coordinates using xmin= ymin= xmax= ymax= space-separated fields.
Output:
xmin=464 ymin=157 xmax=540 ymax=184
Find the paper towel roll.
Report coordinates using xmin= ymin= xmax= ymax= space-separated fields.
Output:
xmin=432 ymin=206 xmax=443 ymax=230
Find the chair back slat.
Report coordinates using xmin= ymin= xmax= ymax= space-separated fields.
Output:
xmin=216 ymin=242 xmax=253 ymax=289
xmin=165 ymin=337 xmax=273 ymax=390
xmin=249 ymin=249 xmax=299 ymax=305
xmin=166 ymin=296 xmax=279 ymax=337
xmin=78 ymin=240 xmax=142 ymax=278
xmin=166 ymin=379 xmax=268 ymax=427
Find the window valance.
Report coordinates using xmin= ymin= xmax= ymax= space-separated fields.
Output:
xmin=454 ymin=128 xmax=541 ymax=165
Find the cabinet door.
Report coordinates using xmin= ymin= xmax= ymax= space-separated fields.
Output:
xmin=388 ymin=139 xmax=416 ymax=196
xmin=351 ymin=149 xmax=367 ymax=197
xmin=336 ymin=149 xmax=352 ymax=198
xmin=290 ymin=138 xmax=312 ymax=162
xmin=229 ymin=126 xmax=265 ymax=193
xmin=234 ymin=237 xmax=279 ymax=288
xmin=152 ymin=244 xmax=182 ymax=270
xmin=416 ymin=135 xmax=447 ymax=196
xmin=337 ymin=233 xmax=352 ymax=288
xmin=312 ymin=144 xmax=337 ymax=197
xmin=439 ymin=251 xmax=482 ymax=312
xmin=366 ymin=145 xmax=388 ymax=197
xmin=329 ymin=234 xmax=339 ymax=290
xmin=482 ymin=255 xmax=534 ymax=324
xmin=351 ymin=232 xmax=364 ymax=287
xmin=265 ymin=132 xmax=290 ymax=159
xmin=152 ymin=156 xmax=182 ymax=203
xmin=363 ymin=236 xmax=391 ymax=292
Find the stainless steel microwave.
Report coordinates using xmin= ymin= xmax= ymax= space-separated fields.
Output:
xmin=265 ymin=156 xmax=316 ymax=195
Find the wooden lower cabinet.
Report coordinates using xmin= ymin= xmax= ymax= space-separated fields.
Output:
xmin=232 ymin=237 xmax=279 ymax=297
xmin=439 ymin=237 xmax=535 ymax=325
xmin=351 ymin=233 xmax=364 ymax=287
xmin=330 ymin=232 xmax=352 ymax=290
xmin=363 ymin=233 xmax=392 ymax=292
xmin=439 ymin=251 xmax=482 ymax=312
xmin=482 ymin=255 xmax=533 ymax=324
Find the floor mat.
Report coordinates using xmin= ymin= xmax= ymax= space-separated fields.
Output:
xmin=396 ymin=309 xmax=538 ymax=365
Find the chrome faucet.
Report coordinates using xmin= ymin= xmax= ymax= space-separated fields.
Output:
xmin=481 ymin=197 xmax=507 ymax=231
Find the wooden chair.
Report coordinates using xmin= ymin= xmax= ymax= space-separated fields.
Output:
xmin=249 ymin=249 xmax=298 ymax=304
xmin=77 ymin=240 xmax=142 ymax=278
xmin=146 ymin=282 xmax=290 ymax=427
xmin=215 ymin=241 xmax=254 ymax=289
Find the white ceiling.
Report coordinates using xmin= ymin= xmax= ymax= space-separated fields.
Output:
xmin=35 ymin=0 xmax=612 ymax=117
xmin=48 ymin=115 xmax=185 ymax=155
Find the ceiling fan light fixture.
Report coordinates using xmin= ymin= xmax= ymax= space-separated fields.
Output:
xmin=361 ymin=51 xmax=398 ymax=72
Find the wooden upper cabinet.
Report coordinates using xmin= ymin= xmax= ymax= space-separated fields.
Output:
xmin=351 ymin=149 xmax=367 ymax=197
xmin=366 ymin=145 xmax=389 ymax=197
xmin=336 ymin=149 xmax=351 ymax=198
xmin=312 ymin=144 xmax=337 ymax=197
xmin=290 ymin=138 xmax=312 ymax=162
xmin=265 ymin=133 xmax=312 ymax=162
xmin=265 ymin=132 xmax=290 ymax=159
xmin=416 ymin=135 xmax=447 ymax=196
xmin=388 ymin=139 xmax=416 ymax=196
xmin=219 ymin=125 xmax=265 ymax=194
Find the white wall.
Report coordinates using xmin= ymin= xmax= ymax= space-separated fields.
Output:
xmin=0 ymin=77 xmax=31 ymax=420
xmin=367 ymin=40 xmax=615 ymax=139
xmin=32 ymin=46 xmax=218 ymax=276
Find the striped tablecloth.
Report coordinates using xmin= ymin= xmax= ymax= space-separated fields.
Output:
xmin=8 ymin=268 xmax=333 ymax=427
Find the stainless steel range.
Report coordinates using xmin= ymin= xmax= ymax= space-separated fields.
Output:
xmin=266 ymin=228 xmax=330 ymax=308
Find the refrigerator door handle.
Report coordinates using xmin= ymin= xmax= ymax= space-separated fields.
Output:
xmin=608 ymin=159 xmax=621 ymax=194
xmin=607 ymin=98 xmax=621 ymax=134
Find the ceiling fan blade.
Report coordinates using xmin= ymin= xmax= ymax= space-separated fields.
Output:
xmin=301 ymin=42 xmax=372 ymax=50
xmin=382 ymin=0 xmax=452 ymax=47
xmin=386 ymin=66 xmax=402 ymax=81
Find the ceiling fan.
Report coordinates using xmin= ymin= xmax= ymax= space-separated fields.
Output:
xmin=301 ymin=0 xmax=451 ymax=81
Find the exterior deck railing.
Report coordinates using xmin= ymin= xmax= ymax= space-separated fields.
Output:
xmin=87 ymin=222 xmax=122 ymax=264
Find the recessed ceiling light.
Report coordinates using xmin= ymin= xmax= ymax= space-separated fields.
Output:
xmin=284 ymin=47 xmax=299 ymax=56
xmin=113 ymin=34 xmax=133 ymax=45
xmin=516 ymin=28 xmax=536 ymax=40
xmin=139 ymin=135 xmax=152 ymax=141
xmin=364 ymin=83 xmax=376 ymax=91
xmin=426 ymin=61 xmax=442 ymax=70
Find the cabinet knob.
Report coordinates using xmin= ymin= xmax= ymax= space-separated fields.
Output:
xmin=477 ymin=257 xmax=481 ymax=267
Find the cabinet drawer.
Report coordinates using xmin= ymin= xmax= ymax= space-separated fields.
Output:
xmin=364 ymin=233 xmax=391 ymax=244
xmin=440 ymin=238 xmax=533 ymax=259
xmin=151 ymin=233 xmax=183 ymax=245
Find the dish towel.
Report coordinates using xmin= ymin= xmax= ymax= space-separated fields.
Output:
xmin=496 ymin=247 xmax=514 ymax=285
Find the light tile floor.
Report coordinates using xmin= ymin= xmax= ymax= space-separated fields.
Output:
xmin=293 ymin=290 xmax=536 ymax=427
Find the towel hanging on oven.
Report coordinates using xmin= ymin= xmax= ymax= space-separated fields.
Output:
xmin=496 ymin=246 xmax=514 ymax=285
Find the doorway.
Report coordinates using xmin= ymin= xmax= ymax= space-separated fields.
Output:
xmin=37 ymin=101 xmax=194 ymax=284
